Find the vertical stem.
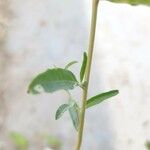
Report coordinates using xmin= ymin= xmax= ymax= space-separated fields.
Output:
xmin=75 ymin=0 xmax=99 ymax=150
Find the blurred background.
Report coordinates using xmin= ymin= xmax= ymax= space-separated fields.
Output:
xmin=0 ymin=0 xmax=150 ymax=149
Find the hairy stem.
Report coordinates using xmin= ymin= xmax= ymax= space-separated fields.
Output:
xmin=75 ymin=0 xmax=99 ymax=149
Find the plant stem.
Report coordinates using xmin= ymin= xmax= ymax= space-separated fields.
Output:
xmin=75 ymin=0 xmax=99 ymax=150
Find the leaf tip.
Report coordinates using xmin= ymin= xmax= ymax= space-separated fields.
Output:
xmin=27 ymin=86 xmax=32 ymax=94
xmin=114 ymin=89 xmax=119 ymax=95
xmin=27 ymin=89 xmax=30 ymax=94
xmin=65 ymin=61 xmax=78 ymax=70
xmin=55 ymin=111 xmax=61 ymax=120
xmin=55 ymin=115 xmax=59 ymax=120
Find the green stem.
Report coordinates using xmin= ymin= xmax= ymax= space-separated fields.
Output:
xmin=75 ymin=0 xmax=99 ymax=149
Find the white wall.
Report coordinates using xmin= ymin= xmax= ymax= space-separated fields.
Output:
xmin=0 ymin=0 xmax=150 ymax=149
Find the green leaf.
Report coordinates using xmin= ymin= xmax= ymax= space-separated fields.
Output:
xmin=65 ymin=61 xmax=78 ymax=70
xmin=69 ymin=102 xmax=80 ymax=131
xmin=55 ymin=104 xmax=70 ymax=120
xmin=28 ymin=68 xmax=78 ymax=94
xmin=80 ymin=52 xmax=87 ymax=82
xmin=55 ymin=100 xmax=80 ymax=131
xmin=86 ymin=90 xmax=119 ymax=109
xmin=107 ymin=0 xmax=150 ymax=5
xmin=10 ymin=132 xmax=28 ymax=150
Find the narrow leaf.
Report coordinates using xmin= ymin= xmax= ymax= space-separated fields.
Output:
xmin=86 ymin=90 xmax=119 ymax=108
xmin=28 ymin=68 xmax=78 ymax=94
xmin=80 ymin=52 xmax=87 ymax=82
xmin=69 ymin=102 xmax=80 ymax=131
xmin=107 ymin=0 xmax=150 ymax=5
xmin=65 ymin=61 xmax=78 ymax=70
xmin=55 ymin=104 xmax=70 ymax=120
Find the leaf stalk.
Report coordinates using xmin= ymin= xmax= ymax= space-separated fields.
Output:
xmin=75 ymin=0 xmax=100 ymax=149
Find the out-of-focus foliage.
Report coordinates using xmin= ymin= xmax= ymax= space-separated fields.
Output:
xmin=10 ymin=132 xmax=28 ymax=150
xmin=44 ymin=135 xmax=62 ymax=150
xmin=108 ymin=0 xmax=150 ymax=5
xmin=146 ymin=141 xmax=150 ymax=150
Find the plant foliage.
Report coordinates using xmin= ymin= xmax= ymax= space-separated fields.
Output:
xmin=80 ymin=52 xmax=87 ymax=82
xmin=10 ymin=132 xmax=28 ymax=150
xmin=65 ymin=61 xmax=78 ymax=70
xmin=28 ymin=54 xmax=119 ymax=130
xmin=108 ymin=0 xmax=150 ymax=5
xmin=28 ymin=68 xmax=78 ymax=94
xmin=146 ymin=141 xmax=150 ymax=150
xmin=86 ymin=90 xmax=119 ymax=108
xmin=55 ymin=104 xmax=70 ymax=120
xmin=69 ymin=102 xmax=80 ymax=131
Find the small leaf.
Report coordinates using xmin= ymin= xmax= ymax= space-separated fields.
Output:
xmin=80 ymin=52 xmax=87 ymax=82
xmin=55 ymin=104 xmax=70 ymax=120
xmin=65 ymin=61 xmax=78 ymax=70
xmin=28 ymin=68 xmax=78 ymax=94
xmin=107 ymin=0 xmax=150 ymax=5
xmin=69 ymin=102 xmax=80 ymax=131
xmin=86 ymin=90 xmax=119 ymax=108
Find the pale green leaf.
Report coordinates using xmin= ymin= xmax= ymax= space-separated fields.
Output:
xmin=86 ymin=90 xmax=119 ymax=108
xmin=55 ymin=104 xmax=70 ymax=120
xmin=65 ymin=61 xmax=78 ymax=70
xmin=69 ymin=102 xmax=80 ymax=131
xmin=28 ymin=68 xmax=78 ymax=94
xmin=80 ymin=52 xmax=87 ymax=82
xmin=107 ymin=0 xmax=150 ymax=5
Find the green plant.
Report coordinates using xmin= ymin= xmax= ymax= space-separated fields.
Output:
xmin=28 ymin=0 xmax=150 ymax=149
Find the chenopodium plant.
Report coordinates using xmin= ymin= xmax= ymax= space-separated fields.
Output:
xmin=28 ymin=0 xmax=150 ymax=149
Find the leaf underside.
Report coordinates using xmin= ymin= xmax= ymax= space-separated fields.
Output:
xmin=28 ymin=68 xmax=78 ymax=94
xmin=69 ymin=103 xmax=80 ymax=131
xmin=86 ymin=90 xmax=119 ymax=108
xmin=55 ymin=104 xmax=70 ymax=120
xmin=55 ymin=100 xmax=80 ymax=131
xmin=108 ymin=0 xmax=150 ymax=5
xmin=80 ymin=52 xmax=87 ymax=82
